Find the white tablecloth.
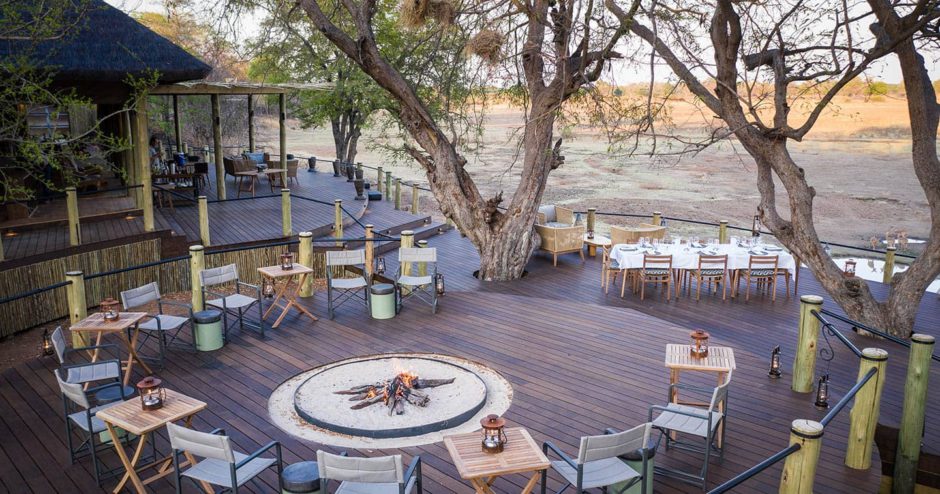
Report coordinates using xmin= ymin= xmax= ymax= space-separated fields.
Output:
xmin=609 ymin=243 xmax=797 ymax=277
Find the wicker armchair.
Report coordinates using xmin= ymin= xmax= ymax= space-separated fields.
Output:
xmin=537 ymin=205 xmax=576 ymax=226
xmin=223 ymin=156 xmax=255 ymax=179
xmin=535 ymin=223 xmax=585 ymax=266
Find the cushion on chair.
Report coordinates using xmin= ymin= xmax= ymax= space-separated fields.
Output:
xmin=398 ymin=275 xmax=433 ymax=287
xmin=538 ymin=205 xmax=557 ymax=224
xmin=748 ymin=269 xmax=776 ymax=277
xmin=67 ymin=400 xmax=128 ymax=433
xmin=545 ymin=222 xmax=569 ymax=228
xmin=643 ymin=269 xmax=670 ymax=276
xmin=182 ymin=451 xmax=275 ymax=488
xmin=331 ymin=277 xmax=369 ymax=290
xmin=698 ymin=269 xmax=725 ymax=277
xmin=139 ymin=314 xmax=189 ymax=331
xmin=550 ymin=457 xmax=640 ymax=490
xmin=651 ymin=403 xmax=723 ymax=439
xmin=66 ymin=361 xmax=120 ymax=384
xmin=336 ymin=476 xmax=417 ymax=494
xmin=206 ymin=293 xmax=258 ymax=310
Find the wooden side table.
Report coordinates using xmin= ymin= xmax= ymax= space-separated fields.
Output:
xmin=583 ymin=234 xmax=611 ymax=258
xmin=258 ymin=264 xmax=318 ymax=328
xmin=664 ymin=344 xmax=735 ymax=445
xmin=70 ymin=312 xmax=150 ymax=386
xmin=235 ymin=171 xmax=257 ymax=197
xmin=444 ymin=427 xmax=550 ymax=494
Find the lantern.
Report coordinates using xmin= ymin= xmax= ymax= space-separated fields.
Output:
xmin=262 ymin=278 xmax=276 ymax=298
xmin=375 ymin=256 xmax=386 ymax=274
xmin=768 ymin=346 xmax=782 ymax=378
xmin=690 ymin=330 xmax=709 ymax=359
xmin=40 ymin=328 xmax=54 ymax=356
xmin=843 ymin=259 xmax=857 ymax=278
xmin=280 ymin=251 xmax=294 ymax=270
xmin=587 ymin=229 xmax=595 ymax=240
xmin=435 ymin=273 xmax=446 ymax=296
xmin=100 ymin=298 xmax=120 ymax=322
xmin=814 ymin=374 xmax=830 ymax=409
xmin=751 ymin=214 xmax=761 ymax=237
xmin=481 ymin=414 xmax=508 ymax=454
xmin=137 ymin=376 xmax=165 ymax=411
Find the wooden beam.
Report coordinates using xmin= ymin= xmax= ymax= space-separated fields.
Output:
xmin=298 ymin=231 xmax=314 ymax=297
xmin=134 ymin=98 xmax=154 ymax=232
xmin=173 ymin=95 xmax=182 ymax=152
xmin=248 ymin=94 xmax=255 ymax=152
xmin=65 ymin=270 xmax=87 ymax=346
xmin=279 ymin=93 xmax=287 ymax=184
xmin=189 ymin=245 xmax=205 ymax=311
xmin=66 ymin=187 xmax=80 ymax=246
xmin=211 ymin=94 xmax=225 ymax=200
xmin=198 ymin=196 xmax=210 ymax=246
xmin=792 ymin=295 xmax=823 ymax=393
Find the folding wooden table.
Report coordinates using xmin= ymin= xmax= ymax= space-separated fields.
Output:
xmin=70 ymin=312 xmax=150 ymax=386
xmin=444 ymin=427 xmax=550 ymax=494
xmin=96 ymin=389 xmax=209 ymax=494
xmin=664 ymin=344 xmax=735 ymax=445
xmin=258 ymin=264 xmax=318 ymax=328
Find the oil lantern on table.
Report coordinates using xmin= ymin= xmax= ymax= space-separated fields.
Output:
xmin=40 ymin=328 xmax=54 ymax=356
xmin=137 ymin=376 xmax=166 ymax=411
xmin=814 ymin=374 xmax=830 ymax=409
xmin=281 ymin=251 xmax=294 ymax=270
xmin=100 ymin=298 xmax=120 ymax=322
xmin=481 ymin=414 xmax=508 ymax=454
xmin=690 ymin=330 xmax=710 ymax=359
xmin=768 ymin=346 xmax=782 ymax=378
xmin=843 ymin=259 xmax=857 ymax=278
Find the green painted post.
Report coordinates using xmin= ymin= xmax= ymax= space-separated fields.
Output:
xmin=792 ymin=295 xmax=823 ymax=393
xmin=893 ymin=334 xmax=935 ymax=493
xmin=846 ymin=348 xmax=889 ymax=470
xmin=779 ymin=420 xmax=824 ymax=494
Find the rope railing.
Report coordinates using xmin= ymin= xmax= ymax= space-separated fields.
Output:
xmin=706 ymin=443 xmax=802 ymax=494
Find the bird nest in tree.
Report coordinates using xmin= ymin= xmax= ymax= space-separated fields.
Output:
xmin=401 ymin=0 xmax=456 ymax=28
xmin=466 ymin=29 xmax=504 ymax=65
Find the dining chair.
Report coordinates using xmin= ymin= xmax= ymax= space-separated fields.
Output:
xmin=601 ymin=246 xmax=626 ymax=295
xmin=635 ymin=254 xmax=673 ymax=301
xmin=317 ymin=450 xmax=423 ymax=494
xmin=735 ymin=255 xmax=779 ymax=301
xmin=687 ymin=254 xmax=729 ymax=301
xmin=541 ymin=423 xmax=652 ymax=494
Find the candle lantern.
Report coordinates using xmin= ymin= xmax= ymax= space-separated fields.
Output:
xmin=768 ymin=346 xmax=782 ymax=378
xmin=690 ymin=330 xmax=710 ymax=359
xmin=280 ymin=251 xmax=294 ymax=270
xmin=481 ymin=414 xmax=508 ymax=454
xmin=262 ymin=278 xmax=276 ymax=298
xmin=843 ymin=259 xmax=857 ymax=278
xmin=814 ymin=374 xmax=830 ymax=409
xmin=375 ymin=256 xmax=386 ymax=275
xmin=40 ymin=328 xmax=54 ymax=356
xmin=435 ymin=273 xmax=446 ymax=297
xmin=100 ymin=298 xmax=120 ymax=322
xmin=587 ymin=229 xmax=595 ymax=240
xmin=137 ymin=376 xmax=165 ymax=411
xmin=751 ymin=214 xmax=761 ymax=237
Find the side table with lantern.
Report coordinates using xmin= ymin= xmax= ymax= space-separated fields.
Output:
xmin=70 ymin=311 xmax=151 ymax=387
xmin=444 ymin=420 xmax=550 ymax=494
xmin=582 ymin=233 xmax=611 ymax=258
xmin=258 ymin=254 xmax=318 ymax=328
xmin=664 ymin=335 xmax=735 ymax=447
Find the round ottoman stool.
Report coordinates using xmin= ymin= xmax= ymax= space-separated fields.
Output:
xmin=281 ymin=461 xmax=321 ymax=494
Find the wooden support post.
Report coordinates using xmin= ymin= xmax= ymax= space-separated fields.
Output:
xmin=279 ymin=93 xmax=287 ymax=185
xmin=133 ymin=99 xmax=154 ymax=232
xmin=211 ymin=94 xmax=225 ymax=200
xmin=281 ymin=188 xmax=292 ymax=237
xmin=189 ymin=245 xmax=205 ymax=311
xmin=364 ymin=225 xmax=375 ymax=279
xmin=719 ymin=220 xmax=729 ymax=244
xmin=893 ymin=334 xmax=935 ymax=493
xmin=298 ymin=231 xmax=314 ymax=298
xmin=173 ymin=95 xmax=182 ymax=152
xmin=586 ymin=208 xmax=596 ymax=234
xmin=651 ymin=211 xmax=662 ymax=226
xmin=65 ymin=270 xmax=87 ymax=347
xmin=417 ymin=239 xmax=428 ymax=277
xmin=395 ymin=178 xmax=402 ymax=210
xmin=377 ymin=166 xmax=383 ymax=194
xmin=198 ymin=196 xmax=210 ymax=246
xmin=779 ymin=420 xmax=824 ymax=494
xmin=334 ymin=199 xmax=343 ymax=246
xmin=66 ymin=187 xmax=81 ymax=246
xmin=0 ymin=235 xmax=4 ymax=262
xmin=247 ymin=94 xmax=255 ymax=152
xmin=793 ymin=295 xmax=823 ymax=393
xmin=385 ymin=171 xmax=392 ymax=201
xmin=883 ymin=246 xmax=896 ymax=284
xmin=846 ymin=347 xmax=889 ymax=470
xmin=401 ymin=230 xmax=414 ymax=293
xmin=411 ymin=183 xmax=419 ymax=214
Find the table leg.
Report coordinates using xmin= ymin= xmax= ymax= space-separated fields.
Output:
xmin=263 ymin=275 xmax=287 ymax=320
xmin=121 ymin=327 xmax=152 ymax=387
xmin=521 ymin=472 xmax=542 ymax=494
xmin=109 ymin=423 xmax=148 ymax=494
xmin=716 ymin=371 xmax=727 ymax=448
xmin=89 ymin=331 xmax=105 ymax=361
xmin=469 ymin=478 xmax=495 ymax=494
xmin=283 ymin=273 xmax=317 ymax=323
xmin=588 ymin=244 xmax=597 ymax=257
xmin=669 ymin=368 xmax=680 ymax=441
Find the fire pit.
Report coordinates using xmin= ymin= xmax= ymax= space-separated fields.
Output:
xmin=268 ymin=353 xmax=512 ymax=448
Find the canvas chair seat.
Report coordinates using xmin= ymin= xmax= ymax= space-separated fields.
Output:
xmin=336 ymin=477 xmax=418 ymax=494
xmin=140 ymin=314 xmax=189 ymax=331
xmin=398 ymin=275 xmax=433 ymax=287
xmin=67 ymin=401 xmax=126 ymax=433
xmin=207 ymin=293 xmax=258 ymax=310
xmin=331 ymin=277 xmax=368 ymax=290
xmin=651 ymin=403 xmax=723 ymax=438
xmin=550 ymin=457 xmax=640 ymax=490
xmin=182 ymin=452 xmax=276 ymax=489
xmin=67 ymin=361 xmax=120 ymax=384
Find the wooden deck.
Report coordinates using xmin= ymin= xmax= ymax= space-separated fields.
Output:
xmin=3 ymin=221 xmax=939 ymax=493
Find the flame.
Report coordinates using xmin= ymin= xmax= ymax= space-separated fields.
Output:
xmin=399 ymin=371 xmax=418 ymax=388
xmin=366 ymin=389 xmax=376 ymax=398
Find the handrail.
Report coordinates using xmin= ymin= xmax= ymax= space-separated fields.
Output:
xmin=819 ymin=309 xmax=940 ymax=362
xmin=821 ymin=367 xmax=879 ymax=427
xmin=85 ymin=254 xmax=192 ymax=280
xmin=707 ymin=443 xmax=802 ymax=494
xmin=0 ymin=281 xmax=72 ymax=305
xmin=811 ymin=309 xmax=864 ymax=358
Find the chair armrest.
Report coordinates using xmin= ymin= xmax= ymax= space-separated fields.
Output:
xmin=236 ymin=281 xmax=261 ymax=296
xmin=404 ymin=456 xmax=421 ymax=484
xmin=604 ymin=428 xmax=619 ymax=435
xmin=159 ymin=300 xmax=194 ymax=313
xmin=668 ymin=382 xmax=717 ymax=395
xmin=203 ymin=288 xmax=227 ymax=300
xmin=62 ymin=358 xmax=121 ymax=372
xmin=87 ymin=379 xmax=128 ymax=400
xmin=542 ymin=441 xmax=578 ymax=470
xmin=236 ymin=441 xmax=281 ymax=470
xmin=648 ymin=404 xmax=711 ymax=422
xmin=210 ymin=428 xmax=226 ymax=435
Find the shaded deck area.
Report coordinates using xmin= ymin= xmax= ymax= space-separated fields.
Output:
xmin=3 ymin=224 xmax=938 ymax=493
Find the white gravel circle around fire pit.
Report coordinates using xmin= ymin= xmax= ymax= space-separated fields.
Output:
xmin=268 ymin=353 xmax=513 ymax=449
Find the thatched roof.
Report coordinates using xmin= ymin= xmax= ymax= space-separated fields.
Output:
xmin=0 ymin=0 xmax=211 ymax=85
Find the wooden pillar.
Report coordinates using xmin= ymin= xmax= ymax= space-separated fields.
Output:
xmin=173 ymin=95 xmax=182 ymax=152
xmin=65 ymin=270 xmax=87 ymax=347
xmin=247 ymin=94 xmax=255 ymax=152
xmin=893 ymin=334 xmax=935 ymax=492
xmin=281 ymin=189 xmax=292 ymax=237
xmin=385 ymin=171 xmax=392 ymax=201
xmin=364 ymin=225 xmax=375 ymax=279
xmin=401 ymin=230 xmax=414 ymax=293
xmin=133 ymin=99 xmax=154 ymax=232
xmin=411 ymin=183 xmax=419 ymax=214
xmin=377 ymin=166 xmax=383 ymax=194
xmin=395 ymin=178 xmax=402 ymax=210
xmin=883 ymin=246 xmax=896 ymax=284
xmin=417 ymin=239 xmax=428 ymax=277
xmin=719 ymin=220 xmax=729 ymax=244
xmin=651 ymin=211 xmax=662 ymax=226
xmin=66 ymin=186 xmax=81 ymax=246
xmin=0 ymin=235 xmax=4 ymax=262
xmin=121 ymin=112 xmax=139 ymax=205
xmin=779 ymin=420 xmax=824 ymax=494
xmin=334 ymin=199 xmax=343 ymax=246
xmin=793 ymin=295 xmax=823 ymax=393
xmin=198 ymin=196 xmax=210 ymax=246
xmin=298 ymin=231 xmax=314 ymax=298
xmin=189 ymin=245 xmax=205 ymax=311
xmin=211 ymin=94 xmax=225 ymax=200
xmin=586 ymin=208 xmax=596 ymax=234
xmin=846 ymin=347 xmax=889 ymax=470
xmin=279 ymin=93 xmax=287 ymax=185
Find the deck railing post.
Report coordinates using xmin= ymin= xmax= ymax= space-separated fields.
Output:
xmin=652 ymin=211 xmax=662 ymax=226
xmin=587 ymin=208 xmax=596 ymax=234
xmin=298 ymin=231 xmax=314 ymax=298
xmin=364 ymin=225 xmax=374 ymax=279
xmin=411 ymin=183 xmax=419 ymax=214
xmin=719 ymin=220 xmax=729 ymax=244
xmin=334 ymin=199 xmax=343 ymax=247
xmin=281 ymin=189 xmax=292 ymax=237
xmin=377 ymin=167 xmax=383 ymax=195
xmin=134 ymin=98 xmax=154 ymax=232
xmin=417 ymin=239 xmax=428 ymax=277
xmin=198 ymin=196 xmax=210 ymax=246
xmin=893 ymin=334 xmax=934 ymax=493
xmin=883 ymin=246 xmax=896 ymax=284
xmin=279 ymin=93 xmax=288 ymax=185
xmin=211 ymin=94 xmax=226 ymax=200
xmin=0 ymin=234 xmax=4 ymax=261
xmin=793 ymin=295 xmax=823 ymax=393
xmin=846 ymin=347 xmax=889 ymax=470
xmin=401 ymin=230 xmax=414 ymax=294
xmin=395 ymin=178 xmax=402 ymax=210
xmin=65 ymin=270 xmax=87 ymax=347
xmin=189 ymin=245 xmax=205 ymax=311
xmin=66 ymin=186 xmax=81 ymax=246
xmin=779 ymin=420 xmax=824 ymax=494
xmin=385 ymin=171 xmax=392 ymax=201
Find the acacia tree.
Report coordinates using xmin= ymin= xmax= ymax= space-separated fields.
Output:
xmin=297 ymin=0 xmax=636 ymax=280
xmin=611 ymin=0 xmax=940 ymax=336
